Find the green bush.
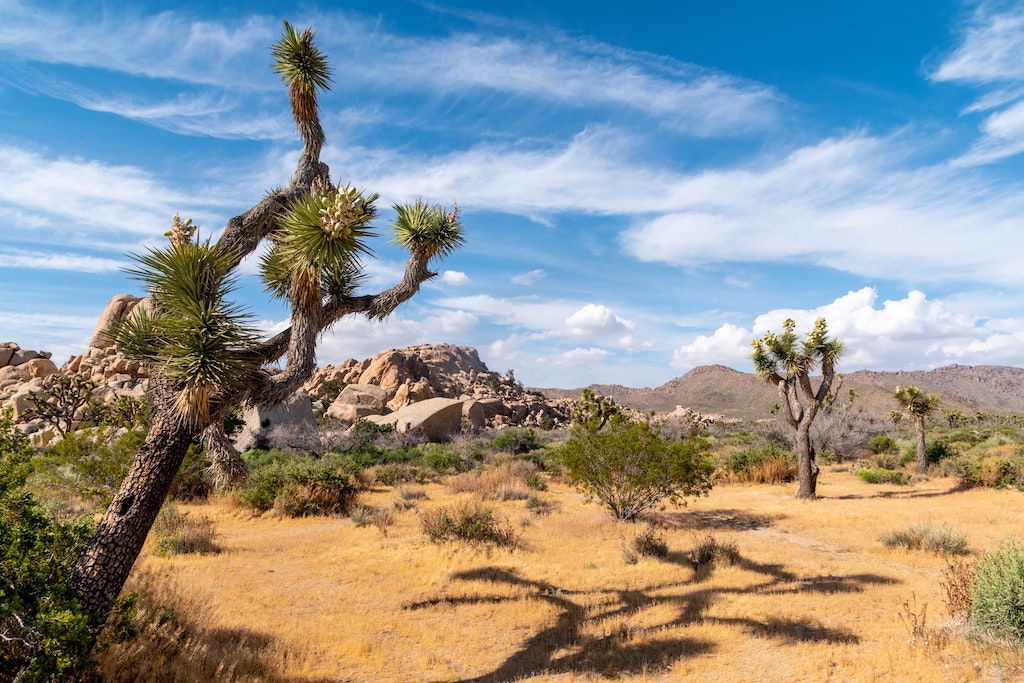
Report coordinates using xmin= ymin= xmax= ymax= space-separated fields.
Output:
xmin=560 ymin=418 xmax=714 ymax=520
xmin=972 ymin=540 xmax=1024 ymax=639
xmin=857 ymin=467 xmax=910 ymax=485
xmin=902 ymin=439 xmax=957 ymax=465
xmin=238 ymin=451 xmax=356 ymax=516
xmin=867 ymin=433 xmax=898 ymax=455
xmin=630 ymin=525 xmax=669 ymax=558
xmin=32 ymin=426 xmax=145 ymax=510
xmin=0 ymin=408 xmax=99 ymax=681
xmin=419 ymin=502 xmax=519 ymax=548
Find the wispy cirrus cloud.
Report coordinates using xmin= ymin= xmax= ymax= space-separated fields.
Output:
xmin=0 ymin=249 xmax=125 ymax=273
xmin=933 ymin=1 xmax=1024 ymax=164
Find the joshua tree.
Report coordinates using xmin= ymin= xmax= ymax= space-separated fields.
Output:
xmin=70 ymin=21 xmax=464 ymax=620
xmin=751 ymin=318 xmax=844 ymax=499
xmin=894 ymin=385 xmax=940 ymax=474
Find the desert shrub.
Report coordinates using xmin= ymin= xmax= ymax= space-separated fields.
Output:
xmin=867 ymin=433 xmax=898 ymax=454
xmin=0 ymin=408 xmax=98 ymax=682
xmin=419 ymin=501 xmax=519 ymax=548
xmin=972 ymin=540 xmax=1024 ymax=640
xmin=524 ymin=494 xmax=554 ymax=515
xmin=350 ymin=505 xmax=395 ymax=533
xmin=372 ymin=463 xmax=429 ymax=486
xmin=151 ymin=505 xmax=219 ymax=556
xmin=447 ymin=459 xmax=536 ymax=501
xmin=857 ymin=467 xmax=910 ymax=485
xmin=691 ymin=533 xmax=740 ymax=571
xmin=490 ymin=427 xmax=540 ymax=454
xmin=238 ymin=452 xmax=356 ymax=516
xmin=902 ymin=439 xmax=957 ymax=466
xmin=942 ymin=558 xmax=976 ymax=622
xmin=629 ymin=525 xmax=669 ymax=559
xmin=881 ymin=523 xmax=968 ymax=555
xmin=717 ymin=442 xmax=796 ymax=484
xmin=32 ymin=426 xmax=146 ymax=511
xmin=416 ymin=442 xmax=466 ymax=473
xmin=978 ymin=456 xmax=1024 ymax=489
xmin=560 ymin=418 xmax=714 ymax=521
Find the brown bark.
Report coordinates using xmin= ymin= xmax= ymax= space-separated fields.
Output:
xmin=914 ymin=414 xmax=928 ymax=474
xmin=71 ymin=390 xmax=198 ymax=617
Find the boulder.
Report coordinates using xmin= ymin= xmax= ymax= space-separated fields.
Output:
xmin=365 ymin=397 xmax=465 ymax=440
xmin=463 ymin=400 xmax=486 ymax=429
xmin=233 ymin=391 xmax=320 ymax=453
xmin=24 ymin=358 xmax=58 ymax=379
xmin=0 ymin=345 xmax=15 ymax=368
xmin=326 ymin=383 xmax=389 ymax=424
xmin=88 ymin=294 xmax=143 ymax=349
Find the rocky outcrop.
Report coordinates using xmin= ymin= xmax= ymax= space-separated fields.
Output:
xmin=305 ymin=344 xmax=574 ymax=431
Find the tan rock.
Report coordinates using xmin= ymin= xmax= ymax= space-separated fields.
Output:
xmin=366 ymin=397 xmax=465 ymax=440
xmin=24 ymin=358 xmax=58 ymax=379
xmin=88 ymin=293 xmax=143 ymax=349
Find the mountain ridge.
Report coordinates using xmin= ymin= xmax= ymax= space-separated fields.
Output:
xmin=532 ymin=363 xmax=1024 ymax=420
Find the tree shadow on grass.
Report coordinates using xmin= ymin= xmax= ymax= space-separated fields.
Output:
xmin=409 ymin=542 xmax=889 ymax=682
xmin=657 ymin=507 xmax=784 ymax=531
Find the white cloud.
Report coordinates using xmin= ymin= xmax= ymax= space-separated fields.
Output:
xmin=933 ymin=3 xmax=1024 ymax=83
xmin=511 ymin=269 xmax=545 ymax=285
xmin=673 ymin=288 xmax=1015 ymax=373
xmin=440 ymin=270 xmax=470 ymax=286
xmin=551 ymin=347 xmax=611 ymax=366
xmin=0 ymin=249 xmax=125 ymax=273
xmin=563 ymin=303 xmax=635 ymax=339
xmin=672 ymin=323 xmax=752 ymax=371
xmin=0 ymin=145 xmax=230 ymax=246
xmin=933 ymin=3 xmax=1024 ymax=164
xmin=619 ymin=133 xmax=1024 ymax=285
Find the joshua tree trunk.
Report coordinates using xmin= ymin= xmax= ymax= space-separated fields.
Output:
xmin=71 ymin=390 xmax=198 ymax=617
xmin=795 ymin=424 xmax=819 ymax=499
xmin=914 ymin=414 xmax=928 ymax=474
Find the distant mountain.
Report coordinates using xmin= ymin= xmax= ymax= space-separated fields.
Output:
xmin=533 ymin=364 xmax=1024 ymax=421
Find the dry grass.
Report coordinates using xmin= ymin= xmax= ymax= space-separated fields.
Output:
xmin=106 ymin=468 xmax=1024 ymax=681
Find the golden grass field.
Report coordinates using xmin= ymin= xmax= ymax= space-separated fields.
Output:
xmin=103 ymin=468 xmax=1024 ymax=682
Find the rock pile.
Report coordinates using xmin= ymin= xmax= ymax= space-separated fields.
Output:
xmin=305 ymin=343 xmax=573 ymax=432
xmin=0 ymin=342 xmax=59 ymax=420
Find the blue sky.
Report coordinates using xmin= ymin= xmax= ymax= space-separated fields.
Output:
xmin=2 ymin=0 xmax=1024 ymax=388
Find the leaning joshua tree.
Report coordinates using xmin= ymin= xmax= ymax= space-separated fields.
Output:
xmin=751 ymin=318 xmax=844 ymax=499
xmin=71 ymin=21 xmax=464 ymax=620
xmin=894 ymin=385 xmax=940 ymax=474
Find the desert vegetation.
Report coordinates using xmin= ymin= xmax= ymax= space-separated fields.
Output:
xmin=7 ymin=390 xmax=1024 ymax=680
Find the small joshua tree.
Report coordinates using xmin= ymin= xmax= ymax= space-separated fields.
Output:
xmin=570 ymin=388 xmax=620 ymax=433
xmin=26 ymin=374 xmax=98 ymax=437
xmin=894 ymin=385 xmax=940 ymax=474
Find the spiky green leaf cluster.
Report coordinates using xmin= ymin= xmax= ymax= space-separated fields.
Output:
xmin=270 ymin=20 xmax=332 ymax=125
xmin=391 ymin=199 xmax=464 ymax=260
xmin=894 ymin=385 xmax=940 ymax=417
xmin=115 ymin=237 xmax=261 ymax=427
xmin=751 ymin=317 xmax=843 ymax=380
xmin=261 ymin=185 xmax=377 ymax=306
